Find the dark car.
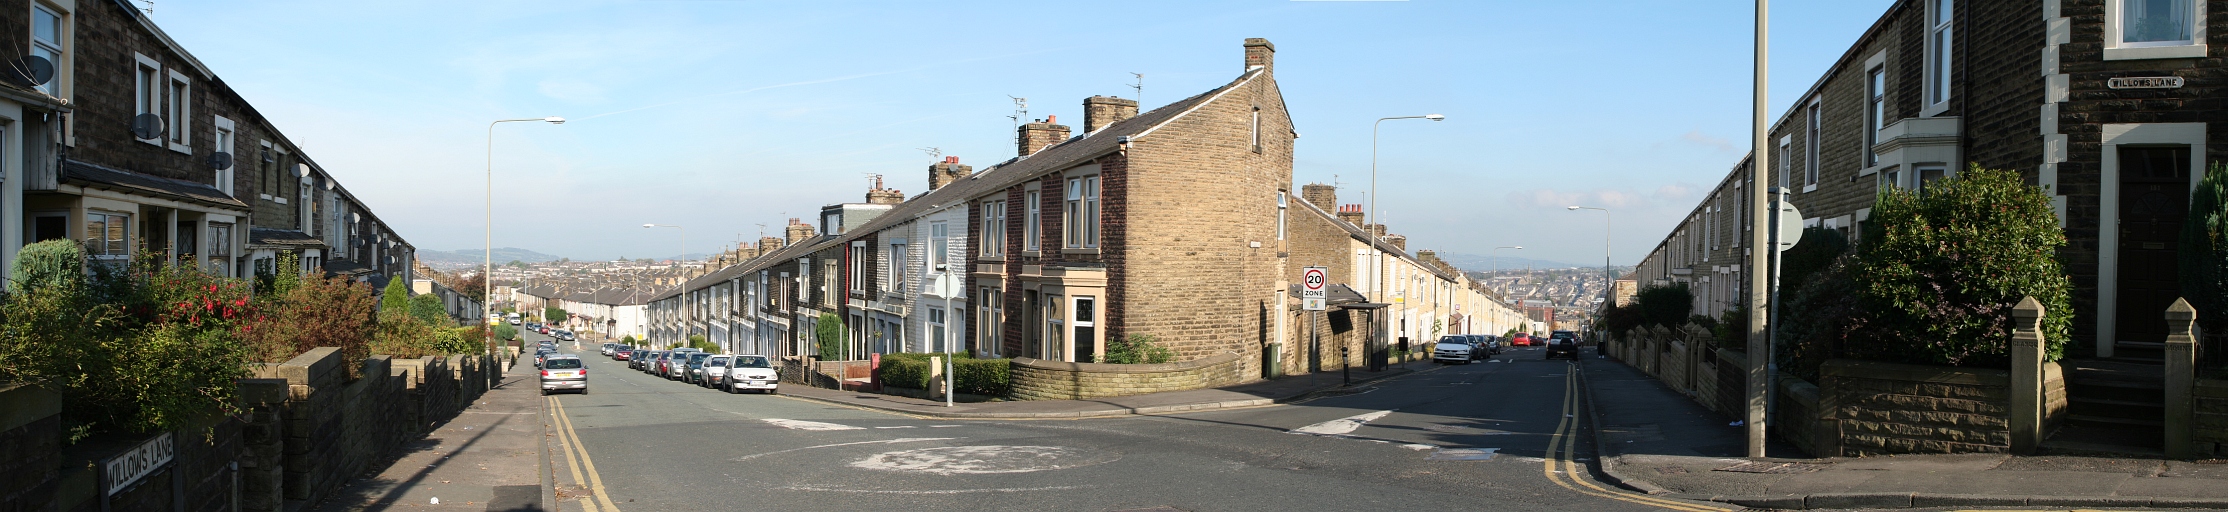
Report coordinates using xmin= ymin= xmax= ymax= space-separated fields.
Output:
xmin=1468 ymin=334 xmax=1500 ymax=356
xmin=1545 ymin=331 xmax=1579 ymax=360
xmin=683 ymin=352 xmax=713 ymax=383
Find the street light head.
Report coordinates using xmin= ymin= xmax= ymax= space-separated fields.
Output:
xmin=544 ymin=116 xmax=566 ymax=125
xmin=1514 ymin=246 xmax=1524 ymax=249
xmin=1424 ymin=114 xmax=1445 ymax=121
xmin=1566 ymin=205 xmax=1581 ymax=210
xmin=642 ymin=223 xmax=656 ymax=228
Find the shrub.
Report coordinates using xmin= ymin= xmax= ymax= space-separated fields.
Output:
xmin=10 ymin=239 xmax=83 ymax=292
xmin=620 ymin=334 xmax=636 ymax=345
xmin=1713 ymin=305 xmax=1749 ymax=349
xmin=1601 ymin=304 xmax=1643 ymax=337
xmin=1780 ymin=227 xmax=1850 ymax=300
xmin=878 ymin=357 xmax=930 ymax=389
xmin=2180 ymin=162 xmax=2228 ymax=333
xmin=685 ymin=334 xmax=719 ymax=353
xmin=1633 ymin=284 xmax=1693 ymax=328
xmin=242 ymin=262 xmax=378 ymax=366
xmin=1098 ymin=334 xmax=1176 ymax=364
xmin=814 ymin=313 xmax=844 ymax=360
xmin=952 ymin=358 xmax=1011 ymax=396
xmin=1848 ymin=165 xmax=2073 ymax=367
xmin=492 ymin=322 xmax=519 ymax=342
xmin=380 ymin=278 xmax=410 ymax=320
xmin=409 ymin=293 xmax=448 ymax=326
xmin=1776 ymin=258 xmax=1865 ymax=381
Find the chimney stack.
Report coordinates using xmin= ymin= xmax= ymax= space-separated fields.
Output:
xmin=1083 ymin=96 xmax=1139 ymax=133
xmin=759 ymin=236 xmax=786 ymax=254
xmin=1336 ymin=204 xmax=1364 ymax=227
xmin=1243 ymin=38 xmax=1275 ymax=73
xmin=866 ymin=175 xmax=905 ymax=205
xmin=1301 ymin=184 xmax=1337 ymax=212
xmin=786 ymin=218 xmax=815 ymax=244
xmin=1384 ymin=234 xmax=1407 ymax=253
xmin=928 ymin=156 xmax=973 ymax=191
xmin=1017 ymin=115 xmax=1071 ymax=156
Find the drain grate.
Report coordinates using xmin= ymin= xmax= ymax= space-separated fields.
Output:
xmin=1714 ymin=461 xmax=1827 ymax=474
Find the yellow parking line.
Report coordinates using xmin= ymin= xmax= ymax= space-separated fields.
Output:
xmin=1541 ymin=365 xmax=1731 ymax=512
xmin=550 ymin=397 xmax=623 ymax=512
xmin=545 ymin=397 xmax=598 ymax=512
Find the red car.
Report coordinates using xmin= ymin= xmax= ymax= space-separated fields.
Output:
xmin=1510 ymin=333 xmax=1534 ymax=347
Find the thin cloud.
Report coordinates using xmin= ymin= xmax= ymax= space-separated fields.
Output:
xmin=1679 ymin=129 xmax=1736 ymax=153
xmin=571 ymin=48 xmax=1071 ymax=122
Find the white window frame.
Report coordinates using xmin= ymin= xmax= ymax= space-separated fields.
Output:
xmin=887 ymin=240 xmax=907 ymax=293
xmin=848 ymin=242 xmax=866 ymax=295
xmin=929 ymin=307 xmax=947 ymax=353
xmin=1923 ymin=0 xmax=1954 ymax=115
xmin=1276 ymin=190 xmax=1287 ymax=240
xmin=1865 ymin=65 xmax=1886 ymax=167
xmin=1250 ymin=107 xmax=1261 ymax=151
xmin=1024 ymin=188 xmax=1041 ymax=252
xmin=979 ymin=200 xmax=1004 ymax=257
xmin=212 ymin=116 xmax=235 ymax=196
xmin=85 ymin=211 xmax=128 ymax=260
xmin=1064 ymin=178 xmax=1083 ymax=249
xmin=165 ymin=69 xmax=191 ymax=153
xmin=1777 ymin=136 xmax=1792 ymax=190
xmin=930 ymin=221 xmax=948 ymax=271
xmin=1084 ymin=175 xmax=1100 ymax=248
xmin=1805 ymin=99 xmax=1821 ymax=191
xmin=133 ymin=53 xmax=162 ymax=146
xmin=2105 ymin=0 xmax=2208 ymax=60
xmin=979 ymin=287 xmax=1002 ymax=357
xmin=30 ymin=3 xmax=67 ymax=99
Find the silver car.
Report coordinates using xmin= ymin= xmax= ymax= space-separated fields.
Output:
xmin=724 ymin=355 xmax=780 ymax=394
xmin=701 ymin=355 xmax=732 ymax=389
xmin=540 ymin=355 xmax=587 ymax=395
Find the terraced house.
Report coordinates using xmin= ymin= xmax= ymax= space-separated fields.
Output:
xmin=1630 ymin=0 xmax=2222 ymax=453
xmin=1 ymin=0 xmax=413 ymax=286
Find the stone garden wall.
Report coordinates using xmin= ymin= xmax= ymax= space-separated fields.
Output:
xmin=1010 ymin=351 xmax=1244 ymax=401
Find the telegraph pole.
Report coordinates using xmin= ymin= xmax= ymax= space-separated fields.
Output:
xmin=1745 ymin=0 xmax=1772 ymax=459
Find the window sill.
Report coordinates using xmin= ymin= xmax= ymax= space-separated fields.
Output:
xmin=1802 ymin=184 xmax=1818 ymax=193
xmin=1061 ymin=248 xmax=1101 ymax=255
xmin=2104 ymin=44 xmax=2207 ymax=61
xmin=1021 ymin=250 xmax=1042 ymax=257
xmin=167 ymin=143 xmax=191 ymax=154
xmin=1920 ymin=101 xmax=1951 ymax=118
xmin=272 ymin=197 xmax=288 ymax=205
xmin=137 ymin=137 xmax=161 ymax=147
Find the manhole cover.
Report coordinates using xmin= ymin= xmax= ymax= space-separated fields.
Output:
xmin=1426 ymin=448 xmax=1499 ymax=461
xmin=1714 ymin=461 xmax=1826 ymax=474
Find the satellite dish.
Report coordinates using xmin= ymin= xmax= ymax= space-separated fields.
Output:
xmin=131 ymin=113 xmax=164 ymax=140
xmin=4 ymin=55 xmax=53 ymax=88
xmin=207 ymin=151 xmax=233 ymax=169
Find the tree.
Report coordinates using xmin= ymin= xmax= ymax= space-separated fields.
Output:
xmin=1632 ymin=284 xmax=1693 ymax=328
xmin=409 ymin=293 xmax=448 ymax=326
xmin=545 ymin=306 xmax=568 ymax=326
xmin=2180 ymin=162 xmax=2228 ymax=334
xmin=621 ymin=334 xmax=636 ymax=345
xmin=380 ymin=277 xmax=410 ymax=321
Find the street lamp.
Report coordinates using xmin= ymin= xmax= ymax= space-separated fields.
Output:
xmin=644 ymin=224 xmax=684 ymax=348
xmin=1565 ymin=206 xmax=1611 ymax=308
xmin=1368 ymin=114 xmax=1443 ymax=367
xmin=485 ymin=116 xmax=563 ymax=360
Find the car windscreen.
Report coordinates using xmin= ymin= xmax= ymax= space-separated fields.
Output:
xmin=688 ymin=353 xmax=710 ymax=363
xmin=544 ymin=359 xmax=583 ymax=369
xmin=706 ymin=357 xmax=728 ymax=367
xmin=733 ymin=356 xmax=771 ymax=368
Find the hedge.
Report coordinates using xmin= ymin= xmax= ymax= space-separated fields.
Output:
xmin=873 ymin=352 xmax=1009 ymax=397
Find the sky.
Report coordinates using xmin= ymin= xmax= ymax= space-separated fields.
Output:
xmin=150 ymin=0 xmax=1897 ymax=267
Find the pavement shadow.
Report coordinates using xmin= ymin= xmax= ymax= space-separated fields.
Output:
xmin=1578 ymin=352 xmax=1805 ymax=460
xmin=313 ymin=372 xmax=536 ymax=512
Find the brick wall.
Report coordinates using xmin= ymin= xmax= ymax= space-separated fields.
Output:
xmin=1817 ymin=359 xmax=2067 ymax=456
xmin=0 ymin=385 xmax=60 ymax=510
xmin=2197 ymin=379 xmax=2228 ymax=457
xmin=1008 ymin=351 xmax=1245 ymax=401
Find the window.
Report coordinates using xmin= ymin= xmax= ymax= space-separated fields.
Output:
xmin=848 ymin=243 xmax=866 ymax=294
xmin=208 ymin=223 xmax=233 ymax=276
xmin=887 ymin=241 xmax=907 ymax=293
xmin=257 ymin=141 xmax=275 ymax=199
xmin=30 ymin=5 xmax=63 ymax=97
xmin=1915 ymin=165 xmax=1949 ymax=196
xmin=978 ymin=200 xmax=1005 ymax=257
xmin=165 ymin=70 xmax=190 ymax=152
xmin=133 ymin=53 xmax=161 ymax=145
xmin=978 ymin=287 xmax=1001 ymax=357
xmin=1276 ymin=191 xmax=1288 ymax=240
xmin=213 ymin=117 xmax=236 ymax=195
xmin=2116 ymin=0 xmax=2197 ymax=47
xmin=930 ymin=221 xmax=948 ymax=270
xmin=1866 ymin=67 xmax=1886 ymax=166
xmin=1072 ymin=296 xmax=1096 ymax=363
xmin=929 ymin=307 xmax=947 ymax=353
xmin=1777 ymin=136 xmax=1792 ymax=190
xmin=1250 ymin=107 xmax=1261 ymax=152
xmin=85 ymin=212 xmax=128 ymax=259
xmin=1024 ymin=190 xmax=1041 ymax=252
xmin=1064 ymin=176 xmax=1100 ymax=249
xmin=1805 ymin=101 xmax=1821 ymax=187
xmin=1046 ymin=294 xmax=1066 ymax=361
xmin=1926 ymin=0 xmax=1954 ymax=108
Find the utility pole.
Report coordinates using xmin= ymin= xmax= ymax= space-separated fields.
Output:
xmin=1745 ymin=0 xmax=1773 ymax=459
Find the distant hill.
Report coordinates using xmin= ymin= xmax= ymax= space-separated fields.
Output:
xmin=419 ymin=247 xmax=565 ymax=266
xmin=1435 ymin=252 xmax=1591 ymax=272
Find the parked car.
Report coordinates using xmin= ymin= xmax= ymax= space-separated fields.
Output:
xmin=540 ymin=355 xmax=586 ymax=395
xmin=661 ymin=353 xmax=687 ymax=379
xmin=614 ymin=347 xmax=634 ymax=361
xmin=1545 ymin=331 xmax=1579 ymax=360
xmin=702 ymin=355 xmax=733 ymax=389
xmin=628 ymin=349 xmax=652 ymax=369
xmin=1509 ymin=333 xmax=1534 ymax=347
xmin=724 ymin=355 xmax=780 ymax=394
xmin=648 ymin=351 xmax=672 ymax=374
xmin=599 ymin=343 xmax=616 ymax=356
xmin=1470 ymin=334 xmax=1502 ymax=356
xmin=683 ymin=352 xmax=713 ymax=384
xmin=1432 ymin=336 xmax=1474 ymax=364
xmin=534 ymin=347 xmax=555 ymax=368
xmin=555 ymin=330 xmax=576 ymax=341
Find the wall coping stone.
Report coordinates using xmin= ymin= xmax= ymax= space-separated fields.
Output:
xmin=1014 ymin=351 xmax=1240 ymax=374
xmin=237 ymin=378 xmax=288 ymax=406
xmin=1821 ymin=359 xmax=2008 ymax=386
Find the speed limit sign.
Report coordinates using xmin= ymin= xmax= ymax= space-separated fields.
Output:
xmin=1301 ymin=266 xmax=1328 ymax=311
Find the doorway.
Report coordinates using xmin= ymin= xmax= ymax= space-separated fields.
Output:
xmin=2114 ymin=145 xmax=2190 ymax=349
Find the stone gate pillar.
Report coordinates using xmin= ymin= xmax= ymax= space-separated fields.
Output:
xmin=2010 ymin=297 xmax=2045 ymax=455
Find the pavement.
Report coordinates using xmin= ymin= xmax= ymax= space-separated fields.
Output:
xmin=778 ymin=361 xmax=1418 ymax=419
xmin=315 ymin=346 xmax=547 ymax=512
xmin=1577 ymin=349 xmax=2228 ymax=510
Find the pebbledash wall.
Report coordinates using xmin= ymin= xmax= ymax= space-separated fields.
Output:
xmin=1009 ymin=351 xmax=1246 ymax=401
xmin=0 ymin=348 xmax=497 ymax=512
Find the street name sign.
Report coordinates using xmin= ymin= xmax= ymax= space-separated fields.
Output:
xmin=2108 ymin=76 xmax=2183 ymax=90
xmin=104 ymin=431 xmax=173 ymax=496
xmin=1302 ymin=266 xmax=1327 ymax=311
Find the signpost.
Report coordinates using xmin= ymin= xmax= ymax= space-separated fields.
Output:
xmin=1303 ymin=266 xmax=1327 ymax=375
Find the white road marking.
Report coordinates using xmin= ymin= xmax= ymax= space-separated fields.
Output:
xmin=731 ymin=437 xmax=958 ymax=462
xmin=851 ymin=445 xmax=1119 ymax=475
xmin=1289 ymin=410 xmax=1394 ymax=436
xmin=1401 ymin=444 xmax=1436 ymax=451
xmin=778 ymin=484 xmax=1095 ymax=494
xmin=763 ymin=418 xmax=864 ymax=431
xmin=927 ymin=425 xmax=962 ymax=428
xmin=874 ymin=426 xmax=917 ymax=429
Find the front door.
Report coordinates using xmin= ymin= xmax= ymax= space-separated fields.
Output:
xmin=2115 ymin=146 xmax=2191 ymax=349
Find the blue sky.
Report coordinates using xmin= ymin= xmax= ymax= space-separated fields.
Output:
xmin=153 ymin=0 xmax=1896 ymax=266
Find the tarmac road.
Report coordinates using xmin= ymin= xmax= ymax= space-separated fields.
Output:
xmin=539 ymin=342 xmax=1732 ymax=511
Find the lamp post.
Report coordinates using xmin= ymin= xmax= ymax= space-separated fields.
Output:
xmin=485 ymin=116 xmax=563 ymax=360
xmin=1369 ymin=114 xmax=1443 ymax=369
xmin=1491 ymin=245 xmax=1522 ymax=275
xmin=1746 ymin=0 xmax=1773 ymax=459
xmin=1565 ymin=206 xmax=1611 ymax=306
xmin=645 ymin=224 xmax=684 ymax=348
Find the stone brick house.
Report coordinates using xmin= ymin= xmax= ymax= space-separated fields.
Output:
xmin=2 ymin=0 xmax=413 ymax=287
xmin=1629 ymin=0 xmax=2223 ymax=452
xmin=1283 ymin=183 xmax=1523 ymax=373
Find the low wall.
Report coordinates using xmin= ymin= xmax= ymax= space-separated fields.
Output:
xmin=0 ymin=384 xmax=61 ymax=509
xmin=1010 ymin=352 xmax=1244 ymax=401
xmin=1817 ymin=359 xmax=2065 ymax=456
xmin=2197 ymin=379 xmax=2228 ymax=457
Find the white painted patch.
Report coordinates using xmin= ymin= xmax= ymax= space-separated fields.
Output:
xmin=928 ymin=425 xmax=962 ymax=428
xmin=764 ymin=418 xmax=865 ymax=431
xmin=779 ymin=484 xmax=1095 ymax=494
xmin=731 ymin=438 xmax=957 ymax=462
xmin=851 ymin=445 xmax=1118 ymax=475
xmin=1289 ymin=410 xmax=1394 ymax=436
xmin=874 ymin=426 xmax=917 ymax=429
xmin=1401 ymin=444 xmax=1436 ymax=451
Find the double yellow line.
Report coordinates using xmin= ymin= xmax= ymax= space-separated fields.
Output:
xmin=548 ymin=396 xmax=623 ymax=512
xmin=1542 ymin=364 xmax=1730 ymax=512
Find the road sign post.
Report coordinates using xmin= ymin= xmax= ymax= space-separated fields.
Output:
xmin=1303 ymin=266 xmax=1328 ymax=376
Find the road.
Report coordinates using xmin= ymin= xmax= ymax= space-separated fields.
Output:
xmin=529 ymin=332 xmax=1729 ymax=511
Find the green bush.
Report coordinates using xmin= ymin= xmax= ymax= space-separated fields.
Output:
xmin=492 ymin=323 xmax=518 ymax=341
xmin=1849 ymin=165 xmax=2073 ymax=367
xmin=620 ymin=334 xmax=637 ymax=345
xmin=814 ymin=313 xmax=844 ymax=360
xmin=409 ymin=294 xmax=448 ymax=326
xmin=1776 ymin=258 xmax=1864 ymax=381
xmin=10 ymin=239 xmax=83 ymax=292
xmin=1713 ymin=305 xmax=1749 ymax=349
xmin=878 ymin=357 xmax=930 ymax=389
xmin=1780 ymin=227 xmax=1850 ymax=300
xmin=952 ymin=358 xmax=1010 ymax=396
xmin=2180 ymin=162 xmax=2228 ymax=333
xmin=1633 ymin=284 xmax=1693 ymax=328
xmin=1098 ymin=334 xmax=1176 ymax=364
